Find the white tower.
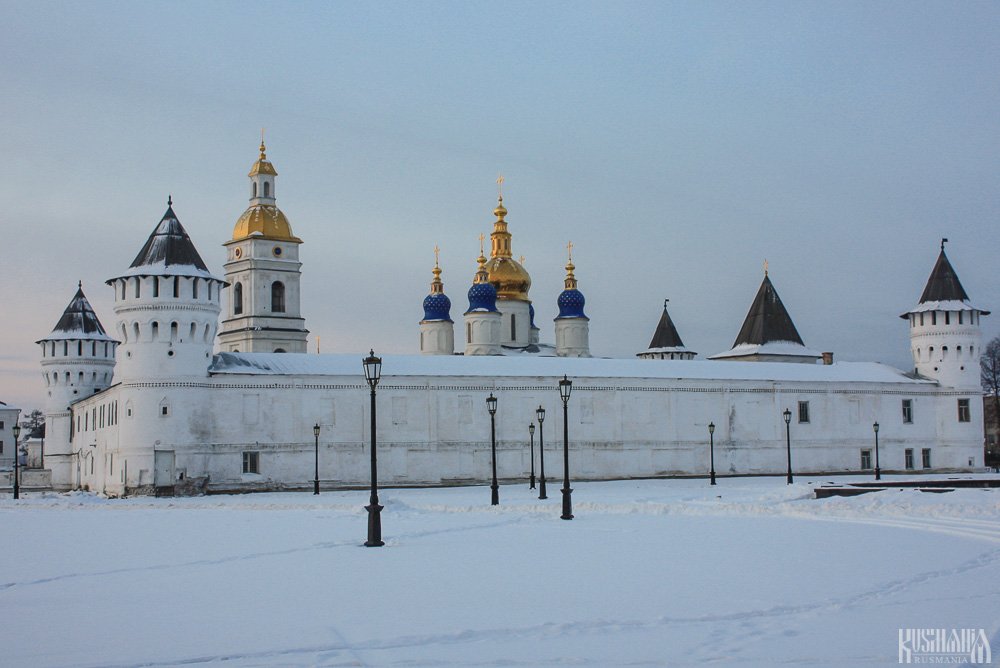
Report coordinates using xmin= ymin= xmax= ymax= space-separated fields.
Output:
xmin=554 ymin=244 xmax=591 ymax=358
xmin=36 ymin=283 xmax=118 ymax=489
xmin=218 ymin=141 xmax=308 ymax=353
xmin=107 ymin=199 xmax=226 ymax=383
xmin=902 ymin=240 xmax=989 ymax=390
xmin=464 ymin=248 xmax=502 ymax=356
xmin=419 ymin=247 xmax=455 ymax=355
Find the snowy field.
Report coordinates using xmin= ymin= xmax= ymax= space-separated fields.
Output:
xmin=2 ymin=476 xmax=999 ymax=667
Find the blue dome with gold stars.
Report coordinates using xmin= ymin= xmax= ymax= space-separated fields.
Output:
xmin=467 ymin=281 xmax=499 ymax=313
xmin=423 ymin=293 xmax=452 ymax=322
xmin=557 ymin=288 xmax=587 ymax=319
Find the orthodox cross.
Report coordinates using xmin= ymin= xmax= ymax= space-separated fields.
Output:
xmin=496 ymin=174 xmax=504 ymax=198
xmin=434 ymin=245 xmax=440 ymax=267
xmin=764 ymin=259 xmax=769 ymax=276
xmin=567 ymin=240 xmax=574 ymax=261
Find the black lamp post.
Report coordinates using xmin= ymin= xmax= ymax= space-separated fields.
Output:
xmin=362 ymin=350 xmax=384 ymax=547
xmin=708 ymin=422 xmax=716 ymax=485
xmin=312 ymin=423 xmax=321 ymax=495
xmin=536 ymin=405 xmax=547 ymax=500
xmin=783 ymin=408 xmax=793 ymax=484
xmin=558 ymin=375 xmax=573 ymax=520
xmin=11 ymin=423 xmax=20 ymax=499
xmin=528 ymin=422 xmax=536 ymax=489
xmin=487 ymin=393 xmax=499 ymax=506
xmin=873 ymin=421 xmax=881 ymax=481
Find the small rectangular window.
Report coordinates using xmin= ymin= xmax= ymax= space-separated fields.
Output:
xmin=797 ymin=401 xmax=810 ymax=424
xmin=944 ymin=311 xmax=950 ymax=325
xmin=958 ymin=399 xmax=971 ymax=423
xmin=0 ymin=420 xmax=4 ymax=429
xmin=242 ymin=451 xmax=260 ymax=474
xmin=0 ymin=440 xmax=4 ymax=454
xmin=901 ymin=399 xmax=913 ymax=424
xmin=860 ymin=449 xmax=872 ymax=470
xmin=922 ymin=448 xmax=931 ymax=469
xmin=958 ymin=311 xmax=964 ymax=325
xmin=905 ymin=449 xmax=914 ymax=470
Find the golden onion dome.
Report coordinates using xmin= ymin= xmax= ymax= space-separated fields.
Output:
xmin=485 ymin=256 xmax=531 ymax=300
xmin=232 ymin=205 xmax=301 ymax=243
xmin=248 ymin=140 xmax=277 ymax=177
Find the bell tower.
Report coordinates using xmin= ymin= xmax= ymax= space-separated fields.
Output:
xmin=218 ymin=140 xmax=309 ymax=353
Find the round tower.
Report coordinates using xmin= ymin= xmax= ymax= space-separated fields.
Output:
xmin=902 ymin=240 xmax=989 ymax=390
xmin=420 ymin=247 xmax=455 ymax=355
xmin=464 ymin=245 xmax=502 ymax=356
xmin=36 ymin=282 xmax=118 ymax=489
xmin=554 ymin=243 xmax=591 ymax=357
xmin=107 ymin=198 xmax=226 ymax=383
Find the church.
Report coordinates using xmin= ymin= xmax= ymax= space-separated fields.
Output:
xmin=35 ymin=143 xmax=989 ymax=496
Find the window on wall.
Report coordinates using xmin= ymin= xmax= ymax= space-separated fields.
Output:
xmin=945 ymin=311 xmax=950 ymax=325
xmin=173 ymin=276 xmax=180 ymax=298
xmin=797 ymin=401 xmax=810 ymax=424
xmin=264 ymin=181 xmax=270 ymax=197
xmin=902 ymin=399 xmax=913 ymax=424
xmin=192 ymin=278 xmax=199 ymax=299
xmin=152 ymin=277 xmax=159 ymax=298
xmin=234 ymin=283 xmax=243 ymax=315
xmin=511 ymin=314 xmax=516 ymax=340
xmin=242 ymin=451 xmax=260 ymax=474
xmin=134 ymin=277 xmax=141 ymax=298
xmin=958 ymin=399 xmax=971 ymax=422
xmin=931 ymin=311 xmax=937 ymax=325
xmin=860 ymin=449 xmax=872 ymax=470
xmin=466 ymin=322 xmax=472 ymax=344
xmin=922 ymin=448 xmax=932 ymax=468
xmin=271 ymin=282 xmax=285 ymax=312
xmin=905 ymin=449 xmax=914 ymax=469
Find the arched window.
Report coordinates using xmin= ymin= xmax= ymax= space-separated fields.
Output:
xmin=274 ymin=348 xmax=286 ymax=353
xmin=931 ymin=311 xmax=937 ymax=325
xmin=173 ymin=276 xmax=180 ymax=298
xmin=91 ymin=342 xmax=96 ymax=356
xmin=152 ymin=277 xmax=159 ymax=298
xmin=170 ymin=322 xmax=178 ymax=343
xmin=192 ymin=278 xmax=199 ymax=299
xmin=511 ymin=314 xmax=516 ymax=340
xmin=134 ymin=277 xmax=141 ymax=298
xmin=63 ymin=341 xmax=68 ymax=356
xmin=234 ymin=283 xmax=243 ymax=315
xmin=253 ymin=182 xmax=257 ymax=198
xmin=271 ymin=282 xmax=285 ymax=312
xmin=133 ymin=322 xmax=140 ymax=342
xmin=77 ymin=341 xmax=83 ymax=356
xmin=151 ymin=321 xmax=159 ymax=341
xmin=264 ymin=181 xmax=270 ymax=197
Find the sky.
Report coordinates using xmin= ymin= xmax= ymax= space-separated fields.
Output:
xmin=2 ymin=1 xmax=999 ymax=412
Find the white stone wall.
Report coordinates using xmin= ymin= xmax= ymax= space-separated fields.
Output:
xmin=907 ymin=309 xmax=983 ymax=390
xmin=497 ymin=299 xmax=531 ymax=347
xmin=66 ymin=370 xmax=986 ymax=496
xmin=420 ymin=320 xmax=455 ymax=355
xmin=464 ymin=312 xmax=501 ymax=355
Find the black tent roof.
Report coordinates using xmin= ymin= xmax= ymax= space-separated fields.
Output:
xmin=732 ymin=275 xmax=805 ymax=347
xmin=647 ymin=302 xmax=686 ymax=349
xmin=918 ymin=249 xmax=969 ymax=303
xmin=39 ymin=283 xmax=114 ymax=341
xmin=128 ymin=202 xmax=209 ymax=272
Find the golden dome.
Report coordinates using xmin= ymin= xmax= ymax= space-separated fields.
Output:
xmin=485 ymin=256 xmax=531 ymax=300
xmin=232 ymin=205 xmax=301 ymax=243
xmin=249 ymin=140 xmax=277 ymax=177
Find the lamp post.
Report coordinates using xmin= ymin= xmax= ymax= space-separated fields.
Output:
xmin=708 ymin=422 xmax=716 ymax=485
xmin=873 ymin=421 xmax=881 ymax=481
xmin=536 ymin=405 xmax=547 ymax=500
xmin=362 ymin=350 xmax=384 ymax=547
xmin=558 ymin=375 xmax=573 ymax=520
xmin=487 ymin=393 xmax=499 ymax=506
xmin=11 ymin=423 xmax=20 ymax=499
xmin=528 ymin=422 xmax=536 ymax=489
xmin=312 ymin=423 xmax=321 ymax=495
xmin=783 ymin=408 xmax=793 ymax=484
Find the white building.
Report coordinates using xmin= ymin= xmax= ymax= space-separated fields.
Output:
xmin=0 ymin=401 xmax=20 ymax=470
xmin=36 ymin=145 xmax=991 ymax=496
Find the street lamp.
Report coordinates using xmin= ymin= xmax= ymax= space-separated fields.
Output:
xmin=783 ymin=408 xmax=793 ymax=484
xmin=536 ymin=405 xmax=547 ymax=500
xmin=558 ymin=375 xmax=573 ymax=520
xmin=873 ymin=421 xmax=881 ymax=481
xmin=11 ymin=423 xmax=20 ymax=499
xmin=312 ymin=423 xmax=321 ymax=495
xmin=708 ymin=422 xmax=716 ymax=485
xmin=362 ymin=349 xmax=384 ymax=547
xmin=486 ymin=393 xmax=499 ymax=506
xmin=528 ymin=422 xmax=536 ymax=489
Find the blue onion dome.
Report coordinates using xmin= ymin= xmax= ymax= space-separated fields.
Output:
xmin=556 ymin=252 xmax=588 ymax=319
xmin=466 ymin=251 xmax=499 ymax=313
xmin=422 ymin=255 xmax=453 ymax=322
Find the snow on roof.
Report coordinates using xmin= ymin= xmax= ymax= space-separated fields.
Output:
xmin=210 ymin=352 xmax=930 ymax=385
xmin=37 ymin=285 xmax=117 ymax=343
xmin=901 ymin=300 xmax=990 ymax=317
xmin=114 ymin=262 xmax=222 ymax=282
xmin=708 ymin=341 xmax=822 ymax=361
xmin=639 ymin=346 xmax=694 ymax=355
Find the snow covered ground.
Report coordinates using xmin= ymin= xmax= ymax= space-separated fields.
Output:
xmin=2 ymin=476 xmax=999 ymax=667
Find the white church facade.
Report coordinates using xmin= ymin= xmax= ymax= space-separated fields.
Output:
xmin=35 ymin=144 xmax=990 ymax=496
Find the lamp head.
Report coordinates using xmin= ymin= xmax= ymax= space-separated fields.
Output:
xmin=783 ymin=408 xmax=792 ymax=424
xmin=362 ymin=349 xmax=382 ymax=388
xmin=536 ymin=405 xmax=545 ymax=423
xmin=558 ymin=375 xmax=572 ymax=403
xmin=708 ymin=422 xmax=715 ymax=435
xmin=12 ymin=424 xmax=20 ymax=440
xmin=313 ymin=423 xmax=321 ymax=437
xmin=528 ymin=422 xmax=535 ymax=435
xmin=486 ymin=393 xmax=498 ymax=415
xmin=873 ymin=421 xmax=879 ymax=433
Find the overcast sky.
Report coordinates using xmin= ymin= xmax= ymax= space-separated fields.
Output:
xmin=2 ymin=1 xmax=999 ymax=412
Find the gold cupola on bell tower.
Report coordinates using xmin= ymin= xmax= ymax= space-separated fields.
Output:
xmin=483 ymin=189 xmax=531 ymax=302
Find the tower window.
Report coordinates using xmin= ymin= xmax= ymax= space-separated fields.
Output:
xmin=931 ymin=311 xmax=937 ymax=325
xmin=173 ymin=276 xmax=180 ymax=298
xmin=77 ymin=341 xmax=82 ymax=356
xmin=958 ymin=398 xmax=971 ymax=422
xmin=271 ymin=282 xmax=285 ymax=312
xmin=192 ymin=278 xmax=199 ymax=299
xmin=152 ymin=277 xmax=159 ymax=298
xmin=264 ymin=181 xmax=270 ymax=197
xmin=959 ymin=311 xmax=963 ymax=324
xmin=134 ymin=277 xmax=141 ymax=298
xmin=234 ymin=283 xmax=243 ymax=315
xmin=945 ymin=311 xmax=950 ymax=325
xmin=467 ymin=322 xmax=472 ymax=344
xmin=253 ymin=182 xmax=257 ymax=198
xmin=511 ymin=314 xmax=516 ymax=340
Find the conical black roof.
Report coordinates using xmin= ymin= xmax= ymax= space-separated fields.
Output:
xmin=38 ymin=284 xmax=114 ymax=342
xmin=918 ymin=250 xmax=969 ymax=303
xmin=128 ymin=203 xmax=209 ymax=272
xmin=733 ymin=275 xmax=804 ymax=347
xmin=647 ymin=302 xmax=686 ymax=349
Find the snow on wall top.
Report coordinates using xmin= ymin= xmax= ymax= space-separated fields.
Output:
xmin=708 ymin=341 xmax=822 ymax=360
xmin=210 ymin=351 xmax=932 ymax=385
